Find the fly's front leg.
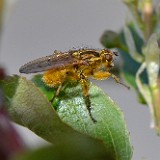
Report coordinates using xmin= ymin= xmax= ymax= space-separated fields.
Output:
xmin=93 ymin=70 xmax=130 ymax=89
xmin=110 ymin=73 xmax=130 ymax=89
xmin=79 ymin=72 xmax=97 ymax=123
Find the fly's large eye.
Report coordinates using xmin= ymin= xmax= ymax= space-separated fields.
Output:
xmin=105 ymin=54 xmax=113 ymax=61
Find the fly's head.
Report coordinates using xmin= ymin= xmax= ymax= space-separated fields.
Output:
xmin=100 ymin=49 xmax=118 ymax=67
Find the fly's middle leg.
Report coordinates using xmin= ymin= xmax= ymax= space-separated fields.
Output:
xmin=80 ymin=72 xmax=97 ymax=123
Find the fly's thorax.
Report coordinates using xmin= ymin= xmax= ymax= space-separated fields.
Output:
xmin=72 ymin=49 xmax=100 ymax=59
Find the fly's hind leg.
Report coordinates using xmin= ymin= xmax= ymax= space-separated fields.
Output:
xmin=80 ymin=72 xmax=97 ymax=123
xmin=50 ymin=84 xmax=62 ymax=103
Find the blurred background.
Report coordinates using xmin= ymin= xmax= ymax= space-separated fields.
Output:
xmin=0 ymin=0 xmax=160 ymax=159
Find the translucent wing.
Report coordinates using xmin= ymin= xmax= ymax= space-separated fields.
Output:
xmin=19 ymin=52 xmax=75 ymax=74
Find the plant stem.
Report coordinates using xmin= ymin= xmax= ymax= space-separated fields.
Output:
xmin=142 ymin=0 xmax=153 ymax=40
xmin=151 ymin=81 xmax=160 ymax=134
xmin=128 ymin=4 xmax=145 ymax=32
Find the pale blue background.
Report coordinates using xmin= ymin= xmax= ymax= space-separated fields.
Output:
xmin=1 ymin=0 xmax=160 ymax=159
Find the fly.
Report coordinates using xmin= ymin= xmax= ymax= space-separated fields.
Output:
xmin=19 ymin=48 xmax=129 ymax=123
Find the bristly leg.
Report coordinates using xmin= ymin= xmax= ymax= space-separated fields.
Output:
xmin=111 ymin=73 xmax=130 ymax=89
xmin=83 ymin=94 xmax=97 ymax=123
xmin=50 ymin=84 xmax=62 ymax=103
xmin=80 ymin=72 xmax=97 ymax=123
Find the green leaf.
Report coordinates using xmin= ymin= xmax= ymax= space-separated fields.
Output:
xmin=1 ymin=75 xmax=132 ymax=160
xmin=16 ymin=139 xmax=110 ymax=160
xmin=100 ymin=30 xmax=122 ymax=49
xmin=0 ymin=75 xmax=19 ymax=107
xmin=33 ymin=75 xmax=133 ymax=160
xmin=120 ymin=49 xmax=148 ymax=104
xmin=120 ymin=50 xmax=141 ymax=88
xmin=119 ymin=23 xmax=148 ymax=104
xmin=1 ymin=75 xmax=72 ymax=142
xmin=123 ymin=25 xmax=144 ymax=62
xmin=59 ymin=85 xmax=132 ymax=160
xmin=124 ymin=22 xmax=144 ymax=54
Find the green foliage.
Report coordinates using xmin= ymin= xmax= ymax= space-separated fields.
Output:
xmin=16 ymin=141 xmax=110 ymax=160
xmin=100 ymin=0 xmax=160 ymax=134
xmin=1 ymin=75 xmax=132 ymax=160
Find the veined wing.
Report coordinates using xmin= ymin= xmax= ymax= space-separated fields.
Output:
xmin=19 ymin=52 xmax=75 ymax=74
